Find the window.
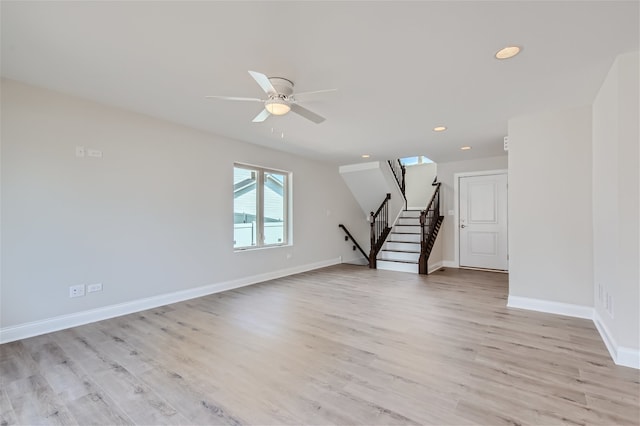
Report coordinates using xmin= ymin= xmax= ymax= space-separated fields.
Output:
xmin=233 ymin=164 xmax=290 ymax=249
xmin=400 ymin=156 xmax=434 ymax=166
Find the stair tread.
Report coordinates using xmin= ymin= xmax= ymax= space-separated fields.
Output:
xmin=387 ymin=240 xmax=420 ymax=243
xmin=377 ymin=259 xmax=418 ymax=264
xmin=381 ymin=249 xmax=420 ymax=254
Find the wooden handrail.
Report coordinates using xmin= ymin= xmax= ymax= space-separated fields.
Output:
xmin=419 ymin=180 xmax=443 ymax=274
xmin=338 ymin=224 xmax=369 ymax=261
xmin=372 ymin=193 xmax=391 ymax=218
xmin=369 ymin=193 xmax=392 ymax=269
xmin=388 ymin=159 xmax=406 ymax=205
xmin=425 ymin=182 xmax=442 ymax=212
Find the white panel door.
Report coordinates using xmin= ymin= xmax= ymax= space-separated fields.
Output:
xmin=459 ymin=173 xmax=508 ymax=270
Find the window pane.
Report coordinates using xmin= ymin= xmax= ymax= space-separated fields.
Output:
xmin=400 ymin=156 xmax=419 ymax=166
xmin=234 ymin=167 xmax=257 ymax=248
xmin=263 ymin=171 xmax=286 ymax=245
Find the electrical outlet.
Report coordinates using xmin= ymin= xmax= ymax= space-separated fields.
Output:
xmin=87 ymin=149 xmax=102 ymax=158
xmin=87 ymin=283 xmax=103 ymax=293
xmin=598 ymin=284 xmax=603 ymax=303
xmin=69 ymin=284 xmax=85 ymax=298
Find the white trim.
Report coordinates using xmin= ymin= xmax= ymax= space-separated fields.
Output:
xmin=459 ymin=266 xmax=508 ymax=274
xmin=427 ymin=261 xmax=444 ymax=274
xmin=0 ymin=257 xmax=342 ymax=344
xmin=442 ymin=260 xmax=458 ymax=268
xmin=507 ymin=295 xmax=592 ymax=319
xmin=593 ymin=310 xmax=640 ymax=369
xmin=593 ymin=310 xmax=618 ymax=364
xmin=453 ymin=169 xmax=508 ymax=270
xmin=617 ymin=348 xmax=640 ymax=369
xmin=508 ymin=295 xmax=640 ymax=369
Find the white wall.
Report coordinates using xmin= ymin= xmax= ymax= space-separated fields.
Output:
xmin=592 ymin=51 xmax=639 ymax=356
xmin=338 ymin=161 xmax=405 ymax=244
xmin=435 ymin=156 xmax=508 ymax=265
xmin=405 ymin=162 xmax=437 ymax=209
xmin=508 ymin=106 xmax=593 ymax=307
xmin=0 ymin=79 xmax=367 ymax=332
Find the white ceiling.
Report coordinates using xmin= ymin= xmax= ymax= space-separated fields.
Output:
xmin=2 ymin=1 xmax=638 ymax=164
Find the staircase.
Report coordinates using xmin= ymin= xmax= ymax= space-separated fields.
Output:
xmin=377 ymin=209 xmax=422 ymax=273
xmin=339 ymin=159 xmax=444 ymax=274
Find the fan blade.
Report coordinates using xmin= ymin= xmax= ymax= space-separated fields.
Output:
xmin=248 ymin=71 xmax=277 ymax=96
xmin=290 ymin=104 xmax=325 ymax=124
xmin=205 ymin=96 xmax=263 ymax=102
xmin=252 ymin=108 xmax=271 ymax=123
xmin=292 ymin=88 xmax=337 ymax=99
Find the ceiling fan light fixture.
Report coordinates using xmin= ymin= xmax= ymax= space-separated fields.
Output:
xmin=265 ymin=99 xmax=291 ymax=116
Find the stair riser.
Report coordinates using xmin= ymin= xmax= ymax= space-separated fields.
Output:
xmin=394 ymin=225 xmax=421 ymax=234
xmin=377 ymin=260 xmax=420 ymax=274
xmin=379 ymin=251 xmax=420 ymax=262
xmin=400 ymin=210 xmax=422 ymax=218
xmin=388 ymin=233 xmax=421 ymax=243
xmin=385 ymin=241 xmax=421 ymax=251
xmin=396 ymin=217 xmax=420 ymax=226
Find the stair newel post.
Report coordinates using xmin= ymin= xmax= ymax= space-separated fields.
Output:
xmin=419 ymin=210 xmax=428 ymax=274
xmin=369 ymin=211 xmax=376 ymax=269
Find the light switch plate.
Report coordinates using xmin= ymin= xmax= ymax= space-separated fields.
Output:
xmin=87 ymin=283 xmax=103 ymax=293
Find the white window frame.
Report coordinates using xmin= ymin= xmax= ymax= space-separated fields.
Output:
xmin=233 ymin=163 xmax=291 ymax=250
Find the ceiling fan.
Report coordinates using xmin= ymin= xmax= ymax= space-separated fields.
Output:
xmin=206 ymin=71 xmax=335 ymax=124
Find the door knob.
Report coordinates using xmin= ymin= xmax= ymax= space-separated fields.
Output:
xmin=461 ymin=224 xmax=466 ymax=228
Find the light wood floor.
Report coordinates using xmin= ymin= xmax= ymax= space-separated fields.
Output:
xmin=1 ymin=265 xmax=639 ymax=425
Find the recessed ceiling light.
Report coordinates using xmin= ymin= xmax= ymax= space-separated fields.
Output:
xmin=495 ymin=46 xmax=521 ymax=60
xmin=361 ymin=154 xmax=371 ymax=158
xmin=433 ymin=126 xmax=447 ymax=132
xmin=460 ymin=146 xmax=472 ymax=151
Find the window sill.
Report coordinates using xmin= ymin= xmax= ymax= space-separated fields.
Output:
xmin=234 ymin=243 xmax=292 ymax=253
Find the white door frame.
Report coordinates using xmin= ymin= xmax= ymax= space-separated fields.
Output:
xmin=453 ymin=169 xmax=508 ymax=268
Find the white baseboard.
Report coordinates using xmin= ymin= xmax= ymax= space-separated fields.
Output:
xmin=507 ymin=295 xmax=593 ymax=319
xmin=508 ymin=295 xmax=639 ymax=369
xmin=617 ymin=347 xmax=640 ymax=369
xmin=342 ymin=255 xmax=368 ymax=265
xmin=0 ymin=257 xmax=341 ymax=344
xmin=428 ymin=261 xmax=444 ymax=274
xmin=442 ymin=261 xmax=458 ymax=268
xmin=593 ymin=311 xmax=640 ymax=369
